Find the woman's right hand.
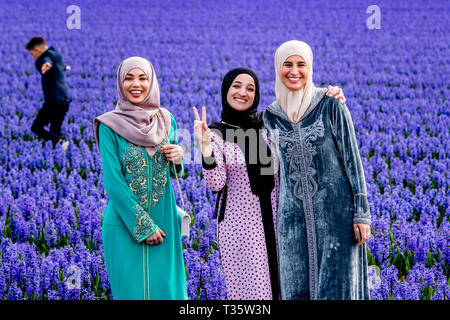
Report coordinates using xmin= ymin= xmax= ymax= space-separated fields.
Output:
xmin=145 ymin=228 xmax=166 ymax=245
xmin=193 ymin=106 xmax=212 ymax=157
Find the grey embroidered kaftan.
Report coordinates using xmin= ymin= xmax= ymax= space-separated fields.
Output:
xmin=263 ymin=88 xmax=371 ymax=300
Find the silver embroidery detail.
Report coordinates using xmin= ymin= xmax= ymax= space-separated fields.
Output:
xmin=281 ymin=114 xmax=325 ymax=300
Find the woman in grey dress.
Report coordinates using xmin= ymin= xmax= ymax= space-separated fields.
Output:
xmin=263 ymin=40 xmax=372 ymax=300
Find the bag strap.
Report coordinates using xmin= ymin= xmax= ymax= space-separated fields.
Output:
xmin=213 ymin=185 xmax=227 ymax=223
xmin=157 ymin=111 xmax=187 ymax=213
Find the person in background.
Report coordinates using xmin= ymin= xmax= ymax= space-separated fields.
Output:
xmin=26 ymin=36 xmax=71 ymax=150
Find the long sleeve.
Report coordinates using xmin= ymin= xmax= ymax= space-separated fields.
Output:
xmin=35 ymin=56 xmax=52 ymax=72
xmin=167 ymin=114 xmax=184 ymax=178
xmin=98 ymin=123 xmax=158 ymax=242
xmin=330 ymin=101 xmax=371 ymax=225
xmin=202 ymin=132 xmax=227 ymax=192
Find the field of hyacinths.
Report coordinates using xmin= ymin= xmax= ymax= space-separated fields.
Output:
xmin=0 ymin=0 xmax=448 ymax=300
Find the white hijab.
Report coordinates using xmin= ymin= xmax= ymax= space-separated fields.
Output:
xmin=275 ymin=40 xmax=315 ymax=124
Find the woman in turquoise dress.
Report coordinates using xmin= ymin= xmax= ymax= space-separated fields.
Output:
xmin=93 ymin=56 xmax=187 ymax=300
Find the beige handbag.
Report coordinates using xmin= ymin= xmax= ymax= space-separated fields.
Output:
xmin=158 ymin=111 xmax=191 ymax=238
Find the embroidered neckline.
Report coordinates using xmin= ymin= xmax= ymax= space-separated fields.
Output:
xmin=123 ymin=143 xmax=170 ymax=209
xmin=266 ymin=88 xmax=327 ymax=124
xmin=123 ymin=143 xmax=169 ymax=241
xmin=123 ymin=144 xmax=148 ymax=206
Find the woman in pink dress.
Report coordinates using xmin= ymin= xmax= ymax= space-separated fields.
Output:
xmin=193 ymin=67 xmax=345 ymax=300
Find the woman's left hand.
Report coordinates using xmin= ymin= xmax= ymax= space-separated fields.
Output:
xmin=353 ymin=223 xmax=371 ymax=245
xmin=161 ymin=144 xmax=184 ymax=164
xmin=326 ymin=85 xmax=346 ymax=104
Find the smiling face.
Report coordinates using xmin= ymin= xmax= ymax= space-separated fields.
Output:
xmin=280 ymin=55 xmax=308 ymax=91
xmin=226 ymin=73 xmax=255 ymax=111
xmin=122 ymin=68 xmax=150 ymax=105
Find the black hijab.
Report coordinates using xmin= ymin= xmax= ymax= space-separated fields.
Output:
xmin=209 ymin=67 xmax=279 ymax=300
xmin=209 ymin=67 xmax=275 ymax=197
xmin=219 ymin=67 xmax=263 ymax=129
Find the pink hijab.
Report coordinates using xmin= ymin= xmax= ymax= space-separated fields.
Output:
xmin=94 ymin=56 xmax=171 ymax=158
xmin=275 ymin=40 xmax=315 ymax=124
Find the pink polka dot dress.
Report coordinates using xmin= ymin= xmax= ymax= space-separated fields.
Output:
xmin=202 ymin=131 xmax=280 ymax=300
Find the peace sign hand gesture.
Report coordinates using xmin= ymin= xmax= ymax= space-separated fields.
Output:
xmin=193 ymin=106 xmax=212 ymax=157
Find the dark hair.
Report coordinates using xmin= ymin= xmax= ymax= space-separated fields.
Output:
xmin=26 ymin=36 xmax=47 ymax=50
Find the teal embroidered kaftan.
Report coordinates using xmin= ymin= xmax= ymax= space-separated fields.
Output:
xmin=98 ymin=114 xmax=187 ymax=300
